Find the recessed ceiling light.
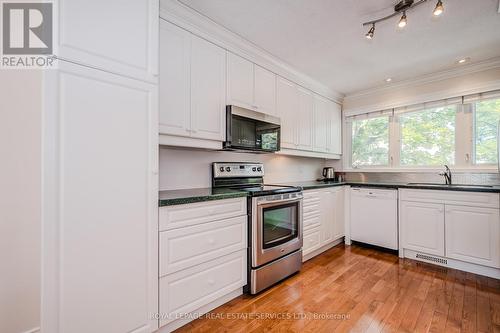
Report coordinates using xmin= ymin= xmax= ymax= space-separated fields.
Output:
xmin=433 ymin=0 xmax=444 ymax=16
xmin=385 ymin=78 xmax=392 ymax=82
xmin=398 ymin=11 xmax=408 ymax=28
xmin=458 ymin=57 xmax=470 ymax=64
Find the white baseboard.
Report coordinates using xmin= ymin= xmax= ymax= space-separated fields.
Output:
xmin=155 ymin=288 xmax=242 ymax=333
xmin=303 ymin=237 xmax=344 ymax=262
xmin=403 ymin=249 xmax=500 ymax=279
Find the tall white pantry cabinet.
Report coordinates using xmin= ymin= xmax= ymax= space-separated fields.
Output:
xmin=1 ymin=1 xmax=160 ymax=333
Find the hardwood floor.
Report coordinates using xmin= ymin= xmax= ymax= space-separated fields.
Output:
xmin=175 ymin=244 xmax=500 ymax=333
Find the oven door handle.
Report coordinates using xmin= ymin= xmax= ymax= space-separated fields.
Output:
xmin=256 ymin=197 xmax=303 ymax=207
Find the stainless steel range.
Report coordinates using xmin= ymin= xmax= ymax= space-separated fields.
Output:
xmin=212 ymin=162 xmax=303 ymax=294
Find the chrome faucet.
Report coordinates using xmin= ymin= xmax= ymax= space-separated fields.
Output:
xmin=439 ymin=165 xmax=452 ymax=185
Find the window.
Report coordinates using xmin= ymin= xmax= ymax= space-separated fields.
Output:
xmin=474 ymin=98 xmax=500 ymax=165
xmin=351 ymin=116 xmax=389 ymax=167
xmin=400 ymin=106 xmax=456 ymax=166
xmin=346 ymin=91 xmax=500 ymax=170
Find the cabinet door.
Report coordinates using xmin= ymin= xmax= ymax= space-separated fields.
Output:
xmin=227 ymin=52 xmax=254 ymax=109
xmin=320 ymin=190 xmax=334 ymax=244
xmin=42 ymin=62 xmax=158 ymax=333
xmin=332 ymin=188 xmax=345 ymax=239
xmin=190 ymin=36 xmax=226 ymax=141
xmin=159 ymin=21 xmax=191 ymax=137
xmin=254 ymin=65 xmax=276 ymax=115
xmin=276 ymin=77 xmax=299 ymax=148
xmin=328 ymin=101 xmax=342 ymax=155
xmin=313 ymin=94 xmax=329 ymax=152
xmin=297 ymin=87 xmax=314 ymax=151
xmin=58 ymin=0 xmax=158 ymax=82
xmin=400 ymin=201 xmax=445 ymax=256
xmin=445 ymin=205 xmax=500 ymax=268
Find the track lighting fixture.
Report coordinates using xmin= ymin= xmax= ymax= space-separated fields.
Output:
xmin=398 ymin=11 xmax=407 ymax=28
xmin=362 ymin=0 xmax=445 ymax=38
xmin=365 ymin=24 xmax=375 ymax=39
xmin=433 ymin=0 xmax=444 ymax=16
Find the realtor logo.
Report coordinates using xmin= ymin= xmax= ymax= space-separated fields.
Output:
xmin=1 ymin=1 xmax=56 ymax=68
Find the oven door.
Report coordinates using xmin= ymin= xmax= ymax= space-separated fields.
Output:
xmin=252 ymin=196 xmax=303 ymax=267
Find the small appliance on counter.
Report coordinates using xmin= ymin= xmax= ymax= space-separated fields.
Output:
xmin=212 ymin=162 xmax=303 ymax=294
xmin=317 ymin=167 xmax=335 ymax=181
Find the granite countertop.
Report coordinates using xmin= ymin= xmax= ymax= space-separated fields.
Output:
xmin=282 ymin=180 xmax=500 ymax=193
xmin=159 ymin=181 xmax=500 ymax=206
xmin=159 ymin=187 xmax=248 ymax=207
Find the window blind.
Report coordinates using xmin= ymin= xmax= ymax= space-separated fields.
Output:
xmin=346 ymin=89 xmax=500 ymax=120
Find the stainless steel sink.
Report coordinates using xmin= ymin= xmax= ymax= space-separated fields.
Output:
xmin=406 ymin=182 xmax=493 ymax=188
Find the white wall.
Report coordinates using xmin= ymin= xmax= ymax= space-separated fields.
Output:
xmin=0 ymin=70 xmax=42 ymax=333
xmin=159 ymin=147 xmax=327 ymax=190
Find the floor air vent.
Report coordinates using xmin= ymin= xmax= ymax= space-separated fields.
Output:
xmin=416 ymin=253 xmax=448 ymax=265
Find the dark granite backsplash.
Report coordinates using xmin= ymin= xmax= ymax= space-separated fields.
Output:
xmin=342 ymin=172 xmax=500 ymax=186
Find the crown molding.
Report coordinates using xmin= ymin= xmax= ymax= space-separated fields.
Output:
xmin=159 ymin=0 xmax=344 ymax=103
xmin=345 ymin=56 xmax=500 ymax=100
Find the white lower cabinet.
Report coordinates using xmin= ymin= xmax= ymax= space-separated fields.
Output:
xmin=400 ymin=201 xmax=445 ymax=256
xmin=302 ymin=187 xmax=345 ymax=259
xmin=445 ymin=205 xmax=500 ymax=268
xmin=400 ymin=189 xmax=500 ymax=273
xmin=159 ymin=250 xmax=246 ymax=327
xmin=158 ymin=198 xmax=247 ymax=331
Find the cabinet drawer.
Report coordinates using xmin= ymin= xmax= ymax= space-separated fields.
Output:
xmin=400 ymin=189 xmax=499 ymax=208
xmin=160 ymin=216 xmax=247 ymax=276
xmin=303 ymin=227 xmax=321 ymax=255
xmin=303 ymin=202 xmax=320 ymax=214
xmin=159 ymin=250 xmax=246 ymax=326
xmin=304 ymin=214 xmax=321 ymax=230
xmin=303 ymin=191 xmax=320 ymax=200
xmin=159 ymin=197 xmax=247 ymax=231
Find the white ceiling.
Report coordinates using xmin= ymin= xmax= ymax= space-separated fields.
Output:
xmin=179 ymin=0 xmax=500 ymax=95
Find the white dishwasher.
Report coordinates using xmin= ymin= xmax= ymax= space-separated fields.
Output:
xmin=350 ymin=187 xmax=398 ymax=250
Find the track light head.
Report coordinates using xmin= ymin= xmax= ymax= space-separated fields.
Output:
xmin=365 ymin=24 xmax=375 ymax=39
xmin=433 ymin=0 xmax=444 ymax=16
xmin=398 ymin=11 xmax=408 ymax=28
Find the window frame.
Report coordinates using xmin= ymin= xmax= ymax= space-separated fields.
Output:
xmin=344 ymin=99 xmax=499 ymax=172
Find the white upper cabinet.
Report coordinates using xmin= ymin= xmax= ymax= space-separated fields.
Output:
xmin=190 ymin=36 xmax=226 ymax=141
xmin=313 ymin=94 xmax=329 ymax=152
xmin=276 ymin=77 xmax=299 ymax=148
xmin=328 ymin=102 xmax=342 ymax=155
xmin=159 ymin=20 xmax=226 ymax=146
xmin=227 ymin=52 xmax=254 ymax=108
xmin=227 ymin=53 xmax=277 ymax=115
xmin=58 ymin=0 xmax=159 ymax=82
xmin=445 ymin=205 xmax=500 ymax=268
xmin=159 ymin=21 xmax=190 ymax=137
xmin=254 ymin=65 xmax=277 ymax=115
xmin=297 ymin=88 xmax=314 ymax=151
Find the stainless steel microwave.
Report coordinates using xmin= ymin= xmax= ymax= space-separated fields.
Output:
xmin=223 ymin=105 xmax=281 ymax=153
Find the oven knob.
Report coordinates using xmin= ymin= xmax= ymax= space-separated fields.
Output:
xmin=219 ymin=167 xmax=224 ymax=172
xmin=257 ymin=167 xmax=262 ymax=172
xmin=225 ymin=167 xmax=231 ymax=172
xmin=252 ymin=167 xmax=256 ymax=172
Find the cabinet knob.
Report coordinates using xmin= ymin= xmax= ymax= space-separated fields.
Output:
xmin=208 ymin=279 xmax=215 ymax=286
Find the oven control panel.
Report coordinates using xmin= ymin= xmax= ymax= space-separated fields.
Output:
xmin=255 ymin=191 xmax=303 ymax=204
xmin=213 ymin=162 xmax=264 ymax=178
